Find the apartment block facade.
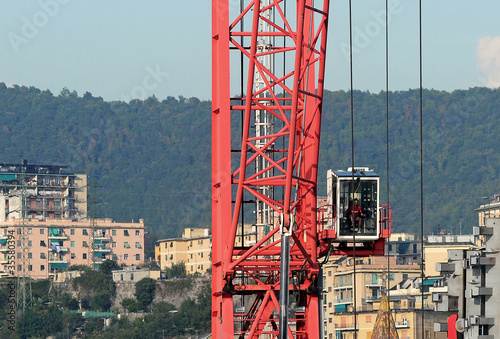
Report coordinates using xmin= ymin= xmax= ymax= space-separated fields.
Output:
xmin=322 ymin=256 xmax=422 ymax=338
xmin=155 ymin=225 xmax=257 ymax=275
xmin=0 ymin=218 xmax=145 ymax=279
xmin=156 ymin=227 xmax=212 ymax=274
xmin=0 ymin=161 xmax=145 ymax=278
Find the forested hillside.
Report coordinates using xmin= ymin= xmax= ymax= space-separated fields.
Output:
xmin=0 ymin=83 xmax=498 ymax=239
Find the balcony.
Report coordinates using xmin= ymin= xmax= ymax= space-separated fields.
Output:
xmin=48 ymin=229 xmax=68 ymax=239
xmin=93 ymin=231 xmax=110 ymax=241
xmin=49 ymin=256 xmax=68 ymax=263
xmin=93 ymin=244 xmax=111 ymax=252
xmin=50 ymin=245 xmax=69 ymax=253
xmin=395 ymin=319 xmax=410 ymax=328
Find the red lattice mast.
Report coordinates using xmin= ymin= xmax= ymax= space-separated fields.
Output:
xmin=212 ymin=0 xmax=330 ymax=337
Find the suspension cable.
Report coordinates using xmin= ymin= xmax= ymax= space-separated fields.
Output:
xmin=348 ymin=0 xmax=358 ymax=336
xmin=419 ymin=0 xmax=425 ymax=336
xmin=384 ymin=0 xmax=392 ymax=336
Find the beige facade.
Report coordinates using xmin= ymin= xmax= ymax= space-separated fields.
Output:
xmin=327 ymin=276 xmax=448 ymax=339
xmin=475 ymin=194 xmax=500 ymax=226
xmin=112 ymin=268 xmax=161 ymax=282
xmin=155 ymin=225 xmax=257 ymax=275
xmin=0 ymin=218 xmax=145 ymax=279
xmin=322 ymin=256 xmax=422 ymax=338
xmin=156 ymin=228 xmax=212 ymax=274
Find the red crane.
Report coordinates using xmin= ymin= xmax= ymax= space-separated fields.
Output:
xmin=212 ymin=1 xmax=389 ymax=337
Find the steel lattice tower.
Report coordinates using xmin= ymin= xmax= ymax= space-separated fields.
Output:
xmin=212 ymin=0 xmax=330 ymax=337
xmin=16 ymin=161 xmax=32 ymax=313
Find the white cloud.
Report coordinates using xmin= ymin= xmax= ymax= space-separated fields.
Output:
xmin=477 ymin=36 xmax=500 ymax=88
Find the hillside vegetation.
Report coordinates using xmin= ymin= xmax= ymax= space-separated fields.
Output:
xmin=0 ymin=83 xmax=498 ymax=239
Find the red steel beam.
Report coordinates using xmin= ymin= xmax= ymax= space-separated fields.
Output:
xmin=212 ymin=0 xmax=330 ymax=337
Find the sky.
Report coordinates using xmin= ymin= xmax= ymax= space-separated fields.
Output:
xmin=1 ymin=0 xmax=500 ymax=102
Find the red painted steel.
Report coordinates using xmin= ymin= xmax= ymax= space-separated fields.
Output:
xmin=212 ymin=0 xmax=330 ymax=337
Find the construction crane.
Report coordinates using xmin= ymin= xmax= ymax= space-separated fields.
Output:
xmin=211 ymin=1 xmax=390 ymax=337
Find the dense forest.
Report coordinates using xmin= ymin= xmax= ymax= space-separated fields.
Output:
xmin=0 ymin=83 xmax=498 ymax=243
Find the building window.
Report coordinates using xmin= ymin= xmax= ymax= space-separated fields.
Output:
xmin=170 ymin=255 xmax=173 ymax=260
xmin=28 ymin=228 xmax=32 ymax=234
xmin=71 ymin=253 xmax=76 ymax=259
xmin=40 ymin=229 xmax=44 ymax=235
xmin=83 ymin=241 xmax=89 ymax=248
xmin=83 ymin=253 xmax=87 ymax=259
xmin=18 ymin=265 xmax=22 ymax=271
xmin=201 ymin=253 xmax=204 ymax=258
xmin=124 ymin=230 xmax=129 ymax=236
xmin=71 ymin=241 xmax=75 ymax=247
xmin=190 ymin=254 xmax=193 ymax=259
xmin=170 ymin=242 xmax=173 ymax=247
xmin=136 ymin=254 xmax=140 ymax=261
xmin=41 ymin=265 xmax=45 ymax=271
xmin=130 ymin=273 xmax=134 ymax=280
xmin=124 ymin=242 xmax=130 ymax=248
xmin=36 ymin=200 xmax=42 ymax=207
xmin=28 ymin=253 xmax=32 ymax=259
xmin=28 ymin=241 xmax=32 ymax=247
xmin=165 ymin=255 xmax=168 ymax=260
xmin=113 ymin=254 xmax=118 ymax=260
xmin=135 ymin=230 xmax=140 ymax=236
xmin=28 ymin=265 xmax=32 ymax=271
xmin=372 ymin=274 xmax=378 ymax=284
xmin=71 ymin=229 xmax=75 ymax=235
xmin=120 ymin=274 xmax=123 ymax=281
xmin=83 ymin=229 xmax=88 ymax=235
xmin=55 ymin=200 xmax=61 ymax=207
xmin=17 ymin=252 xmax=22 ymax=259
xmin=112 ymin=242 xmax=116 ymax=248
xmin=390 ymin=273 xmax=395 ymax=281
xmin=18 ymin=240 xmax=22 ymax=246
xmin=124 ymin=254 xmax=129 ymax=260
xmin=135 ymin=242 xmax=141 ymax=248
xmin=112 ymin=230 xmax=116 ymax=236
xmin=40 ymin=253 xmax=46 ymax=259
xmin=403 ymin=273 xmax=408 ymax=280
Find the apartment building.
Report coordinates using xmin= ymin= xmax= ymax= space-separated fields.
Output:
xmin=156 ymin=225 xmax=257 ymax=275
xmin=0 ymin=160 xmax=145 ymax=278
xmin=156 ymin=227 xmax=212 ymax=274
xmin=322 ymin=256 xmax=422 ymax=338
xmin=0 ymin=160 xmax=87 ymax=221
xmin=475 ymin=194 xmax=500 ymax=226
xmin=0 ymin=218 xmax=145 ymax=279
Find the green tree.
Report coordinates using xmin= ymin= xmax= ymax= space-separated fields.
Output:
xmin=165 ymin=262 xmax=186 ymax=278
xmin=121 ymin=297 xmax=143 ymax=312
xmin=134 ymin=277 xmax=156 ymax=308
xmin=99 ymin=259 xmax=120 ymax=275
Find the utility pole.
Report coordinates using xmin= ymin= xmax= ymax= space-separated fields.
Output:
xmin=88 ymin=176 xmax=98 ymax=269
xmin=16 ymin=159 xmax=32 ymax=313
